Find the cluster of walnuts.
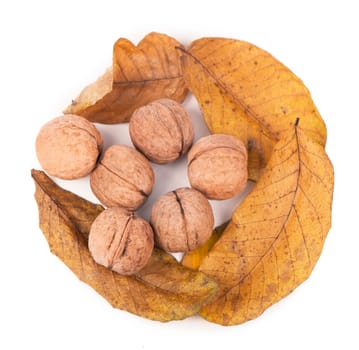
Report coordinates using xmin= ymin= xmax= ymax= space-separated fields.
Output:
xmin=36 ymin=98 xmax=248 ymax=275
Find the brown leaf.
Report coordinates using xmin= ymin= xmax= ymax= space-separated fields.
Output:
xmin=64 ymin=32 xmax=187 ymax=124
xmin=198 ymin=122 xmax=334 ymax=325
xmin=32 ymin=169 xmax=217 ymax=322
xmin=181 ymin=222 xmax=228 ymax=270
xmin=180 ymin=38 xmax=327 ymax=181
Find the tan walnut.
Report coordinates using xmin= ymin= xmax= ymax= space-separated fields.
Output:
xmin=88 ymin=207 xmax=154 ymax=275
xmin=90 ymin=144 xmax=154 ymax=210
xmin=150 ymin=187 xmax=214 ymax=252
xmin=35 ymin=114 xmax=103 ymax=180
xmin=129 ymin=99 xmax=194 ymax=164
xmin=187 ymin=134 xmax=248 ymax=200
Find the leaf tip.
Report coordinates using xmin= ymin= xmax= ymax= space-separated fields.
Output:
xmin=31 ymin=168 xmax=41 ymax=179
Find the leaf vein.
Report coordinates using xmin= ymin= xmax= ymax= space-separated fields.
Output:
xmin=298 ymin=184 xmax=325 ymax=242
xmin=113 ymin=75 xmax=182 ymax=85
xmin=247 ymin=93 xmax=308 ymax=109
xmin=293 ymin=205 xmax=312 ymax=265
xmin=235 ymin=214 xmax=288 ymax=226
xmin=299 ymin=159 xmax=331 ymax=194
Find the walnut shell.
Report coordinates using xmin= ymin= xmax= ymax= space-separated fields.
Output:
xmin=150 ymin=187 xmax=214 ymax=252
xmin=35 ymin=114 xmax=103 ymax=180
xmin=188 ymin=134 xmax=248 ymax=200
xmin=90 ymin=145 xmax=154 ymax=210
xmin=88 ymin=207 xmax=154 ymax=275
xmin=129 ymin=99 xmax=194 ymax=164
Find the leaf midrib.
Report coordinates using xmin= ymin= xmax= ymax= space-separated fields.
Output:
xmin=180 ymin=47 xmax=278 ymax=141
xmin=204 ymin=126 xmax=302 ymax=301
xmin=113 ymin=75 xmax=182 ymax=86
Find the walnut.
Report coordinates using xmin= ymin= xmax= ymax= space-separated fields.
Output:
xmin=129 ymin=99 xmax=194 ymax=164
xmin=35 ymin=114 xmax=103 ymax=180
xmin=88 ymin=207 xmax=154 ymax=275
xmin=90 ymin=145 xmax=154 ymax=210
xmin=150 ymin=187 xmax=214 ymax=252
xmin=187 ymin=134 xmax=248 ymax=200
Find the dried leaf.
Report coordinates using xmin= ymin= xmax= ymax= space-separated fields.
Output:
xmin=198 ymin=122 xmax=334 ymax=325
xmin=32 ymin=169 xmax=217 ymax=322
xmin=180 ymin=38 xmax=327 ymax=181
xmin=181 ymin=222 xmax=228 ymax=270
xmin=65 ymin=32 xmax=187 ymax=124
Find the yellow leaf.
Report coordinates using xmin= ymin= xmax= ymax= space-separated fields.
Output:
xmin=180 ymin=38 xmax=327 ymax=181
xmin=181 ymin=222 xmax=228 ymax=270
xmin=32 ymin=170 xmax=217 ymax=322
xmin=65 ymin=32 xmax=187 ymax=124
xmin=198 ymin=122 xmax=334 ymax=325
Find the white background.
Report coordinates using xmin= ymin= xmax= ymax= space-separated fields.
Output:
xmin=1 ymin=0 xmax=358 ymax=349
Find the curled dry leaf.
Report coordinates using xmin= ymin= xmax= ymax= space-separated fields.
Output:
xmin=64 ymin=32 xmax=187 ymax=124
xmin=180 ymin=38 xmax=327 ymax=181
xmin=32 ymin=169 xmax=218 ymax=322
xmin=197 ymin=122 xmax=334 ymax=325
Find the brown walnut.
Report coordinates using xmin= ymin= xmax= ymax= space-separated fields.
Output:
xmin=90 ymin=145 xmax=154 ymax=210
xmin=187 ymin=134 xmax=248 ymax=200
xmin=129 ymin=99 xmax=194 ymax=164
xmin=35 ymin=114 xmax=103 ymax=180
xmin=150 ymin=187 xmax=214 ymax=253
xmin=88 ymin=207 xmax=154 ymax=275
